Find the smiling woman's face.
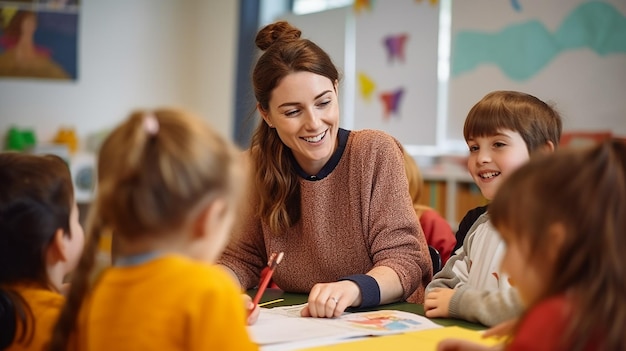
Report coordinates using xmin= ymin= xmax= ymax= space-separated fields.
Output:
xmin=261 ymin=71 xmax=340 ymax=176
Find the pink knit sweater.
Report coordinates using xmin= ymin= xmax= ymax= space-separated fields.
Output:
xmin=219 ymin=129 xmax=432 ymax=303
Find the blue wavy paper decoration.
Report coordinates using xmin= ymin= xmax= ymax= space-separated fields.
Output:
xmin=452 ymin=1 xmax=626 ymax=81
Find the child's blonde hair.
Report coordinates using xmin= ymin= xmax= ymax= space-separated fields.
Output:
xmin=464 ymin=90 xmax=562 ymax=153
xmin=490 ymin=140 xmax=626 ymax=351
xmin=49 ymin=108 xmax=242 ymax=350
xmin=401 ymin=148 xmax=429 ymax=217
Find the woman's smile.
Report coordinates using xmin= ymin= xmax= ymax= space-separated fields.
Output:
xmin=301 ymin=129 xmax=327 ymax=144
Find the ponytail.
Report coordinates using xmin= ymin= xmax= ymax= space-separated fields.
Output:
xmin=251 ymin=122 xmax=301 ymax=233
xmin=48 ymin=107 xmax=242 ymax=348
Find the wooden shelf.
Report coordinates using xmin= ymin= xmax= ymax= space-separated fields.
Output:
xmin=419 ymin=168 xmax=487 ymax=230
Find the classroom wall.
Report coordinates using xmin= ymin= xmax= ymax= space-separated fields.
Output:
xmin=271 ymin=1 xmax=626 ymax=154
xmin=447 ymin=0 xmax=626 ymax=142
xmin=0 ymin=0 xmax=239 ymax=148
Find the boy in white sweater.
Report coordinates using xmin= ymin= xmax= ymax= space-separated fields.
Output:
xmin=424 ymin=91 xmax=562 ymax=326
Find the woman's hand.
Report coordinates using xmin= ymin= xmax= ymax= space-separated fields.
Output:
xmin=424 ymin=288 xmax=455 ymax=318
xmin=300 ymin=280 xmax=360 ymax=318
xmin=243 ymin=293 xmax=260 ymax=325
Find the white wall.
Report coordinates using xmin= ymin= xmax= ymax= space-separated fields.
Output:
xmin=0 ymin=0 xmax=239 ymax=148
xmin=191 ymin=0 xmax=239 ymax=139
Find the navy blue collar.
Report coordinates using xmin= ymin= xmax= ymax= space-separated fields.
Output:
xmin=291 ymin=128 xmax=350 ymax=181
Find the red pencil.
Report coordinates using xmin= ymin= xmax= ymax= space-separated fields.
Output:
xmin=251 ymin=252 xmax=285 ymax=308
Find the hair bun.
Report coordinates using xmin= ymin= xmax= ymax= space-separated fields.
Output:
xmin=255 ymin=21 xmax=302 ymax=51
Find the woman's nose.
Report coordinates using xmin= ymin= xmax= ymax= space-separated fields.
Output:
xmin=303 ymin=109 xmax=322 ymax=130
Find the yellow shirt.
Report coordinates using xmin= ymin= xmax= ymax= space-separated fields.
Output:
xmin=73 ymin=255 xmax=257 ymax=351
xmin=5 ymin=284 xmax=64 ymax=351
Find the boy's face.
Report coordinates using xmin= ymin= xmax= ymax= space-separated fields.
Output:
xmin=466 ymin=129 xmax=529 ymax=200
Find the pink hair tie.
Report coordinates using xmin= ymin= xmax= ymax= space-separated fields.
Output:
xmin=143 ymin=114 xmax=159 ymax=135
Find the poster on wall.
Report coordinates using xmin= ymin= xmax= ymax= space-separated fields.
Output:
xmin=448 ymin=0 xmax=626 ymax=140
xmin=0 ymin=0 xmax=79 ymax=81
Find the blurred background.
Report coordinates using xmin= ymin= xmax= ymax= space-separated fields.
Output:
xmin=1 ymin=0 xmax=624 ymax=230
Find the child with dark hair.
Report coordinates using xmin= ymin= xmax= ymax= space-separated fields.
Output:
xmin=0 ymin=153 xmax=84 ymax=350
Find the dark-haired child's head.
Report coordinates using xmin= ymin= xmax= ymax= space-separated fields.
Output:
xmin=0 ymin=152 xmax=84 ymax=291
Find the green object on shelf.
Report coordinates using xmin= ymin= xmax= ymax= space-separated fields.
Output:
xmin=5 ymin=127 xmax=36 ymax=151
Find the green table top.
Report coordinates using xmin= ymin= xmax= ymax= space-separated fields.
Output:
xmin=249 ymin=288 xmax=485 ymax=331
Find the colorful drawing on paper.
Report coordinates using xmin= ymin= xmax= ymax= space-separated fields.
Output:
xmin=0 ymin=3 xmax=79 ymax=81
xmin=353 ymin=0 xmax=373 ymax=14
xmin=344 ymin=311 xmax=423 ymax=332
xmin=383 ymin=33 xmax=409 ymax=63
xmin=379 ymin=88 xmax=404 ymax=120
xmin=452 ymin=1 xmax=626 ymax=81
xmin=358 ymin=72 xmax=376 ymax=101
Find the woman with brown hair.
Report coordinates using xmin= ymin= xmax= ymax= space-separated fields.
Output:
xmin=219 ymin=21 xmax=432 ymax=320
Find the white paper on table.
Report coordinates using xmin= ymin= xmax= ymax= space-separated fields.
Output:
xmin=247 ymin=303 xmax=442 ymax=350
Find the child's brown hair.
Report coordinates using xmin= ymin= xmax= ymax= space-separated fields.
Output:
xmin=464 ymin=90 xmax=562 ymax=153
xmin=490 ymin=140 xmax=626 ymax=351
